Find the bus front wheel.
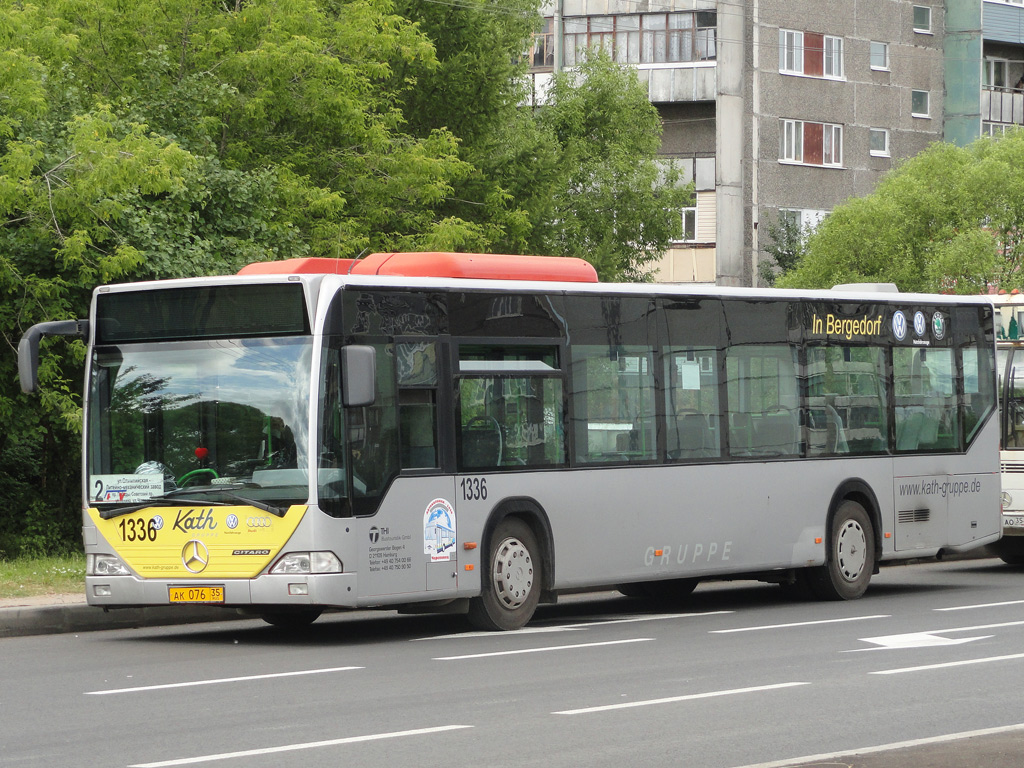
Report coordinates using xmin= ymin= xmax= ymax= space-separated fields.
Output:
xmin=808 ymin=500 xmax=875 ymax=600
xmin=468 ymin=518 xmax=541 ymax=631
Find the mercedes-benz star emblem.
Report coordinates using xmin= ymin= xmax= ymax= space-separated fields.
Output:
xmin=182 ymin=540 xmax=210 ymax=573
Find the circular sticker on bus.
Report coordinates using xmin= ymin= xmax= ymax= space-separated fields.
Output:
xmin=932 ymin=312 xmax=946 ymax=340
xmin=892 ymin=311 xmax=907 ymax=341
xmin=913 ymin=311 xmax=927 ymax=338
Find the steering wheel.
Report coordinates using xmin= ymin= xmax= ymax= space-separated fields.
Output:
xmin=177 ymin=468 xmax=220 ymax=486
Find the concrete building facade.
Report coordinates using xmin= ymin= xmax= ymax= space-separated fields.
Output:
xmin=530 ymin=0 xmax=1019 ymax=286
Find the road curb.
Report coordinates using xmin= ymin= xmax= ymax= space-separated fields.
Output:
xmin=0 ymin=602 xmax=244 ymax=639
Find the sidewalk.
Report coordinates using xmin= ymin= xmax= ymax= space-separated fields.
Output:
xmin=0 ymin=592 xmax=242 ymax=638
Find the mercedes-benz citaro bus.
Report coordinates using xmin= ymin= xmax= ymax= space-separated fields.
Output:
xmin=18 ymin=253 xmax=1001 ymax=630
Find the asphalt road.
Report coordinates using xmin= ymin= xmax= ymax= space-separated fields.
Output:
xmin=3 ymin=558 xmax=1024 ymax=768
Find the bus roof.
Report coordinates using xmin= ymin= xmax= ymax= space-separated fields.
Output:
xmin=237 ymin=252 xmax=599 ymax=283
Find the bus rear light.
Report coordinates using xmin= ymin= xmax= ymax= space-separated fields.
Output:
xmin=270 ymin=551 xmax=343 ymax=575
xmin=87 ymin=554 xmax=131 ymax=576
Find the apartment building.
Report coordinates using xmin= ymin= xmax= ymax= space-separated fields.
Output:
xmin=529 ymin=0 xmax=1011 ymax=286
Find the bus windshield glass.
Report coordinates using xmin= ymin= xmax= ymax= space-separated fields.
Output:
xmin=999 ymin=344 xmax=1024 ymax=451
xmin=87 ymin=337 xmax=314 ymax=508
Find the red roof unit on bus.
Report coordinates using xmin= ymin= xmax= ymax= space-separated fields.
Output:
xmin=237 ymin=252 xmax=599 ymax=283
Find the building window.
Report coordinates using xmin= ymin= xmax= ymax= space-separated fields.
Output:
xmin=679 ymin=207 xmax=697 ymax=242
xmin=870 ymin=41 xmax=889 ymax=71
xmin=781 ymin=119 xmax=804 ymax=162
xmin=911 ymin=90 xmax=930 ymax=117
xmin=780 ymin=120 xmax=843 ymax=167
xmin=779 ymin=29 xmax=803 ymax=74
xmin=562 ymin=12 xmax=717 ymax=67
xmin=823 ymin=36 xmax=843 ymax=79
xmin=869 ymin=128 xmax=890 ymax=157
xmin=822 ymin=123 xmax=842 ymax=166
xmin=530 ymin=18 xmax=555 ymax=69
xmin=780 ymin=30 xmax=843 ymax=79
xmin=912 ymin=5 xmax=931 ymax=33
xmin=984 ymin=58 xmax=1009 ymax=88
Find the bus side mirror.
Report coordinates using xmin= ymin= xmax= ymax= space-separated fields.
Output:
xmin=18 ymin=319 xmax=89 ymax=394
xmin=341 ymin=345 xmax=376 ymax=407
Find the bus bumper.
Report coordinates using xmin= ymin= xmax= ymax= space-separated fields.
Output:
xmin=84 ymin=573 xmax=360 ymax=609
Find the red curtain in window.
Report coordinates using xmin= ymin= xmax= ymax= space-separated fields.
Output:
xmin=804 ymin=122 xmax=823 ymax=164
xmin=804 ymin=32 xmax=823 ymax=77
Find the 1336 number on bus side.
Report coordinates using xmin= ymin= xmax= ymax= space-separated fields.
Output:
xmin=460 ymin=477 xmax=487 ymax=501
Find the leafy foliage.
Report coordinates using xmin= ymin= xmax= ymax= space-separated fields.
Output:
xmin=779 ymin=131 xmax=1024 ymax=293
xmin=1 ymin=0 xmax=691 ymax=554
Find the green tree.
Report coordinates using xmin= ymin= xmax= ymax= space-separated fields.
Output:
xmin=778 ymin=132 xmax=1024 ymax=293
xmin=758 ymin=213 xmax=807 ymax=287
xmin=536 ymin=54 xmax=692 ymax=281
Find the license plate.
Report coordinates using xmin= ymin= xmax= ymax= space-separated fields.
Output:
xmin=1003 ymin=517 xmax=1024 ymax=530
xmin=169 ymin=586 xmax=224 ymax=604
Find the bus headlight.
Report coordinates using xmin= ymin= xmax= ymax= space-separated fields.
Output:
xmin=87 ymin=554 xmax=131 ymax=576
xmin=270 ymin=551 xmax=343 ymax=574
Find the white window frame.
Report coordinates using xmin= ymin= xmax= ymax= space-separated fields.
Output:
xmin=823 ymin=36 xmax=843 ymax=79
xmin=780 ymin=119 xmax=804 ymax=162
xmin=822 ymin=124 xmax=843 ymax=166
xmin=779 ymin=29 xmax=803 ymax=74
xmin=677 ymin=206 xmax=697 ymax=242
xmin=912 ymin=5 xmax=932 ymax=34
xmin=984 ymin=58 xmax=1009 ymax=88
xmin=869 ymin=128 xmax=890 ymax=157
xmin=911 ymin=89 xmax=930 ymax=118
xmin=870 ymin=41 xmax=889 ymax=71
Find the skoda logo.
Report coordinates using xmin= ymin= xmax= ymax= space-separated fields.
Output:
xmin=181 ymin=540 xmax=210 ymax=573
xmin=892 ymin=311 xmax=907 ymax=341
xmin=932 ymin=312 xmax=946 ymax=340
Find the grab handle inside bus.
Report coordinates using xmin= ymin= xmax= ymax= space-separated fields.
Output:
xmin=18 ymin=319 xmax=90 ymax=394
xmin=341 ymin=345 xmax=376 ymax=407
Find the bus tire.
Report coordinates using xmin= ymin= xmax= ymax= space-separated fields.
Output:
xmin=468 ymin=518 xmax=541 ymax=631
xmin=993 ymin=537 xmax=1024 ymax=566
xmin=808 ymin=500 xmax=875 ymax=601
xmin=260 ymin=608 xmax=322 ymax=628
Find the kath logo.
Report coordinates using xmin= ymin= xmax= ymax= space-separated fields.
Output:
xmin=173 ymin=508 xmax=218 ymax=533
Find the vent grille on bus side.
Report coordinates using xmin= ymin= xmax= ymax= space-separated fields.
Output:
xmin=1001 ymin=461 xmax=1024 ymax=474
xmin=898 ymin=508 xmax=931 ymax=524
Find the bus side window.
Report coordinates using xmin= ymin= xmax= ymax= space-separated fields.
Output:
xmin=664 ymin=348 xmax=720 ymax=460
xmin=396 ymin=342 xmax=439 ymax=470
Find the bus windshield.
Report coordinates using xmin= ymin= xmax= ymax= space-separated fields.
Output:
xmin=999 ymin=344 xmax=1024 ymax=451
xmin=87 ymin=337 xmax=314 ymax=509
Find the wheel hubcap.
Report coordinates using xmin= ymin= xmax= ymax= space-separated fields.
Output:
xmin=836 ymin=519 xmax=867 ymax=582
xmin=492 ymin=536 xmax=534 ymax=609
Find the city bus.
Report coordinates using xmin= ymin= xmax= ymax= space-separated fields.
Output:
xmin=993 ymin=293 xmax=1024 ymax=564
xmin=18 ymin=253 xmax=1000 ymax=630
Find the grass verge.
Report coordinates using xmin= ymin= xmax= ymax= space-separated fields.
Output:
xmin=0 ymin=554 xmax=86 ymax=599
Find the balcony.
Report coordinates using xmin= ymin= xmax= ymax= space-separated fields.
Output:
xmin=982 ymin=86 xmax=1024 ymax=126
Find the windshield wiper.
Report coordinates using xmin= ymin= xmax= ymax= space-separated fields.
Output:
xmin=97 ymin=487 xmax=286 ymax=519
xmin=98 ymin=497 xmax=234 ymax=520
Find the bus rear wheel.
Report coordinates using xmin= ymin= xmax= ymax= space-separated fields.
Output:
xmin=468 ymin=518 xmax=541 ymax=631
xmin=808 ymin=500 xmax=875 ymax=601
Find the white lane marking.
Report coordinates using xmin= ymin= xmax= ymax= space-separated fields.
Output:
xmin=86 ymin=666 xmax=363 ymax=695
xmin=848 ymin=619 xmax=1024 ymax=652
xmin=871 ymin=651 xmax=1024 ymax=675
xmin=553 ymin=682 xmax=809 ymax=715
xmin=726 ymin=722 xmax=1024 ymax=768
xmin=710 ymin=615 xmax=889 ymax=633
xmin=434 ymin=638 xmax=652 ymax=660
xmin=854 ymin=632 xmax=992 ymax=650
xmin=415 ymin=611 xmax=734 ymax=641
xmin=128 ymin=725 xmax=472 ymax=767
xmin=937 ymin=599 xmax=1024 ymax=611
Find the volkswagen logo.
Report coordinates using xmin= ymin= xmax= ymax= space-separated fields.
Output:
xmin=181 ymin=540 xmax=210 ymax=573
xmin=892 ymin=311 xmax=907 ymax=341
